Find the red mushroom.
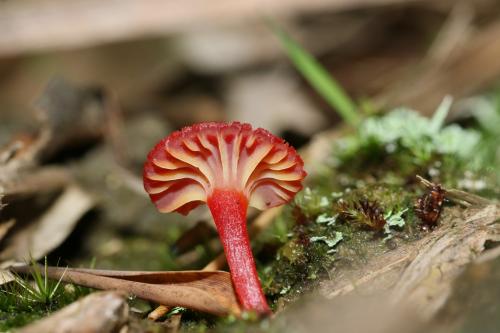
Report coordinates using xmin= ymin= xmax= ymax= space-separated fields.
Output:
xmin=143 ymin=122 xmax=306 ymax=315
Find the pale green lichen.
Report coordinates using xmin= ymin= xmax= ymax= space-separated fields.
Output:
xmin=383 ymin=208 xmax=408 ymax=241
xmin=310 ymin=232 xmax=343 ymax=250
xmin=335 ymin=107 xmax=480 ymax=169
xmin=315 ymin=213 xmax=337 ymax=226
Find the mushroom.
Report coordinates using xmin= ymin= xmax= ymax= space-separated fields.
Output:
xmin=143 ymin=122 xmax=306 ymax=315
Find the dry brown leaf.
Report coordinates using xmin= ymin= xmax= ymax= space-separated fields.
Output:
xmin=18 ymin=291 xmax=129 ymax=333
xmin=0 ymin=260 xmax=15 ymax=284
xmin=0 ymin=80 xmax=99 ymax=285
xmin=1 ymin=166 xmax=71 ymax=197
xmin=0 ymin=185 xmax=94 ymax=262
xmin=11 ymin=265 xmax=241 ymax=316
xmin=0 ymin=80 xmax=96 ymax=195
xmin=0 ymin=219 xmax=15 ymax=243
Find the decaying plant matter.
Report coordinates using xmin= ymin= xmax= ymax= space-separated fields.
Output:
xmin=415 ymin=184 xmax=446 ymax=228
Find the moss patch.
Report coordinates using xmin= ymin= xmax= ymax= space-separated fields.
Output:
xmin=0 ymin=282 xmax=92 ymax=331
xmin=254 ymin=106 xmax=499 ymax=312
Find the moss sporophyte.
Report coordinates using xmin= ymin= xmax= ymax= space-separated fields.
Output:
xmin=143 ymin=122 xmax=306 ymax=315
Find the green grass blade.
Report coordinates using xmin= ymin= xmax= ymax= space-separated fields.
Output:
xmin=430 ymin=95 xmax=452 ymax=133
xmin=49 ymin=267 xmax=68 ymax=299
xmin=44 ymin=257 xmax=48 ymax=298
xmin=12 ymin=272 xmax=39 ymax=302
xmin=30 ymin=259 xmax=45 ymax=298
xmin=272 ymin=23 xmax=360 ymax=127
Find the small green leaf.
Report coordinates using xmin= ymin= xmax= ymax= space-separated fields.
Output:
xmin=316 ymin=213 xmax=337 ymax=226
xmin=310 ymin=232 xmax=343 ymax=249
xmin=383 ymin=208 xmax=408 ymax=238
xmin=279 ymin=285 xmax=291 ymax=295
xmin=168 ymin=306 xmax=186 ymax=316
xmin=271 ymin=22 xmax=360 ymax=127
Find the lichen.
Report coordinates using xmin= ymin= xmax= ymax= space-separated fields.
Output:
xmin=321 ymin=102 xmax=499 ymax=197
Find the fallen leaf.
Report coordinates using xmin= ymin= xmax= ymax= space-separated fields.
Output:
xmin=0 ymin=219 xmax=15 ymax=242
xmin=0 ymin=80 xmax=100 ymax=285
xmin=0 ymin=260 xmax=16 ymax=284
xmin=0 ymin=185 xmax=94 ymax=261
xmin=11 ymin=265 xmax=241 ymax=316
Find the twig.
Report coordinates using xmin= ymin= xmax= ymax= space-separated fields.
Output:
xmin=147 ymin=305 xmax=171 ymax=321
xmin=416 ymin=175 xmax=493 ymax=207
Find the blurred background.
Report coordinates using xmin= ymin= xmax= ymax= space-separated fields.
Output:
xmin=0 ymin=0 xmax=500 ymax=332
xmin=2 ymin=0 xmax=500 ymax=141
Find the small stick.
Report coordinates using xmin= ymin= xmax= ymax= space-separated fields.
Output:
xmin=416 ymin=175 xmax=493 ymax=207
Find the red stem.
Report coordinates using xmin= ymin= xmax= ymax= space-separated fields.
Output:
xmin=207 ymin=189 xmax=271 ymax=315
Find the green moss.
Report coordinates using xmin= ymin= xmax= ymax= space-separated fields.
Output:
xmin=251 ymin=104 xmax=497 ymax=316
xmin=252 ymin=105 xmax=500 ymax=315
xmin=324 ymin=106 xmax=498 ymax=196
xmin=0 ymin=257 xmax=94 ymax=331
xmin=255 ymin=179 xmax=429 ymax=311
xmin=179 ymin=310 xmax=217 ymax=333
xmin=0 ymin=281 xmax=92 ymax=331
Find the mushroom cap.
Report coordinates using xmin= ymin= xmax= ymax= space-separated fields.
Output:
xmin=143 ymin=122 xmax=306 ymax=215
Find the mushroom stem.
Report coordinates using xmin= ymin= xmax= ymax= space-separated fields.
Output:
xmin=207 ymin=189 xmax=271 ymax=315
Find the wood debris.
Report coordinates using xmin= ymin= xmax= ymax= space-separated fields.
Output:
xmin=321 ymin=203 xmax=500 ymax=320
